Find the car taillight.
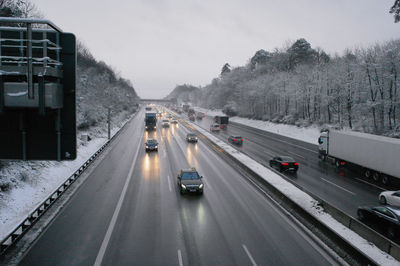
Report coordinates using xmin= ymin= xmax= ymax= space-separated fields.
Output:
xmin=294 ymin=163 xmax=299 ymax=166
xmin=233 ymin=139 xmax=237 ymax=141
xmin=281 ymin=163 xmax=289 ymax=166
xmin=241 ymin=139 xmax=243 ymax=141
xmin=340 ymin=161 xmax=346 ymax=165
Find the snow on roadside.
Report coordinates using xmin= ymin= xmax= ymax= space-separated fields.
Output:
xmin=183 ymin=116 xmax=399 ymax=265
xmin=194 ymin=107 xmax=320 ymax=145
xmin=0 ymin=113 xmax=134 ymax=240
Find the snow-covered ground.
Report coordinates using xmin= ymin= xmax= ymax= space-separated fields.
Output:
xmin=0 ymin=113 xmax=134 ymax=240
xmin=194 ymin=107 xmax=320 ymax=145
xmin=180 ymin=115 xmax=399 ymax=265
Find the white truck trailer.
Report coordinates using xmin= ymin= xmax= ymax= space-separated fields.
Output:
xmin=318 ymin=129 xmax=400 ymax=186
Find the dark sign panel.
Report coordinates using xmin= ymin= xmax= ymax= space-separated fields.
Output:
xmin=0 ymin=18 xmax=76 ymax=160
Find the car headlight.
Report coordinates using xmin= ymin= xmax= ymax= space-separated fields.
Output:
xmin=181 ymin=184 xmax=186 ymax=189
xmin=145 ymin=145 xmax=149 ymax=148
xmin=199 ymin=184 xmax=203 ymax=189
xmin=145 ymin=126 xmax=148 ymax=129
xmin=155 ymin=145 xmax=158 ymax=148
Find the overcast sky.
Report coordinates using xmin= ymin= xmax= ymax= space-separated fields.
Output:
xmin=34 ymin=0 xmax=399 ymax=98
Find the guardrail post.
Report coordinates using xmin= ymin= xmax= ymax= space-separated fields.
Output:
xmin=26 ymin=22 xmax=33 ymax=99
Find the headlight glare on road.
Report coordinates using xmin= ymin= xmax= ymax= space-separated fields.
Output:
xmin=199 ymin=184 xmax=203 ymax=189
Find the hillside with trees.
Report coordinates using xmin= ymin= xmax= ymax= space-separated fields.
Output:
xmin=168 ymin=38 xmax=400 ymax=137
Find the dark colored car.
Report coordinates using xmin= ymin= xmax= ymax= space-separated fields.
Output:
xmin=145 ymin=138 xmax=158 ymax=152
xmin=269 ymin=156 xmax=299 ymax=172
xmin=228 ymin=135 xmax=243 ymax=145
xmin=186 ymin=133 xmax=198 ymax=143
xmin=358 ymin=205 xmax=400 ymax=239
xmin=177 ymin=168 xmax=204 ymax=195
xmin=189 ymin=115 xmax=195 ymax=121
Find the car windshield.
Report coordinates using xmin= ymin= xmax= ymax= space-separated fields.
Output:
xmin=162 ymin=120 xmax=169 ymax=122
xmin=187 ymin=134 xmax=196 ymax=137
xmin=181 ymin=171 xmax=200 ymax=180
xmin=232 ymin=136 xmax=241 ymax=139
xmin=280 ymin=156 xmax=295 ymax=162
xmin=147 ymin=139 xmax=157 ymax=144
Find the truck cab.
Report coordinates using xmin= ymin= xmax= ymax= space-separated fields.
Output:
xmin=318 ymin=131 xmax=329 ymax=159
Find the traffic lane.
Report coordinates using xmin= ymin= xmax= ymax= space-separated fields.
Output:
xmin=172 ymin=122 xmax=335 ymax=265
xmin=193 ymin=115 xmax=381 ymax=216
xmin=19 ymin=110 xmax=145 ymax=265
xmin=101 ymin=127 xmax=182 ymax=265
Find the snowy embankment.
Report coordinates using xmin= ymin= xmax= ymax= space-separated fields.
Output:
xmin=185 ymin=118 xmax=399 ymax=265
xmin=0 ymin=113 xmax=134 ymax=240
xmin=194 ymin=107 xmax=320 ymax=145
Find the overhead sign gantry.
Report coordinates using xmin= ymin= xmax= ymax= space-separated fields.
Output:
xmin=0 ymin=17 xmax=76 ymax=160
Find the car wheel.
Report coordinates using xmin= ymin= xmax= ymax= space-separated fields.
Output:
xmin=180 ymin=187 xmax=184 ymax=194
xmin=198 ymin=191 xmax=203 ymax=195
xmin=279 ymin=166 xmax=283 ymax=172
xmin=269 ymin=162 xmax=273 ymax=167
xmin=387 ymin=227 xmax=396 ymax=239
xmin=357 ymin=210 xmax=365 ymax=220
xmin=380 ymin=196 xmax=387 ymax=205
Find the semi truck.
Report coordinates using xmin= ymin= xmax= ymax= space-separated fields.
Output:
xmin=183 ymin=104 xmax=190 ymax=112
xmin=145 ymin=111 xmax=157 ymax=130
xmin=318 ymin=129 xmax=400 ymax=186
xmin=214 ymin=116 xmax=229 ymax=130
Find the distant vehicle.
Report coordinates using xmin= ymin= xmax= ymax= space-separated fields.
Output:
xmin=210 ymin=123 xmax=220 ymax=132
xmin=145 ymin=138 xmax=158 ymax=152
xmin=214 ymin=116 xmax=229 ymax=130
xmin=145 ymin=111 xmax=157 ymax=130
xmin=189 ymin=114 xmax=195 ymax=121
xmin=196 ymin=113 xmax=203 ymax=120
xmin=183 ymin=104 xmax=190 ymax=112
xmin=269 ymin=156 xmax=299 ymax=173
xmin=162 ymin=119 xmax=170 ymax=127
xmin=379 ymin=191 xmax=400 ymax=205
xmin=171 ymin=117 xmax=178 ymax=124
xmin=177 ymin=109 xmax=183 ymax=114
xmin=318 ymin=129 xmax=400 ymax=185
xmin=177 ymin=168 xmax=204 ymax=195
xmin=357 ymin=205 xmax=400 ymax=239
xmin=167 ymin=114 xmax=172 ymax=119
xmin=197 ymin=112 xmax=205 ymax=118
xmin=228 ymin=135 xmax=243 ymax=145
xmin=186 ymin=133 xmax=198 ymax=143
xmin=188 ymin=108 xmax=195 ymax=116
xmin=145 ymin=106 xmax=152 ymax=111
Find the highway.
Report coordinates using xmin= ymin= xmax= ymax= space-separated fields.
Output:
xmin=18 ymin=108 xmax=340 ymax=265
xmin=193 ymin=114 xmax=383 ymax=217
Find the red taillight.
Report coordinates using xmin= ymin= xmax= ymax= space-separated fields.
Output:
xmin=233 ymin=139 xmax=237 ymax=141
xmin=294 ymin=163 xmax=299 ymax=166
xmin=241 ymin=139 xmax=243 ymax=141
xmin=281 ymin=163 xmax=289 ymax=166
xmin=340 ymin=161 xmax=346 ymax=165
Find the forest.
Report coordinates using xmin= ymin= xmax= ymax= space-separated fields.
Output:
xmin=168 ymin=38 xmax=400 ymax=137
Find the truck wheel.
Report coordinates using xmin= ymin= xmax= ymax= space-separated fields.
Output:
xmin=372 ymin=172 xmax=380 ymax=182
xmin=364 ymin=169 xmax=372 ymax=178
xmin=382 ymin=175 xmax=389 ymax=185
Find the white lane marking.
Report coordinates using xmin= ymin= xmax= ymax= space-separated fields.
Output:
xmin=167 ymin=175 xmax=172 ymax=192
xmin=94 ymin=133 xmax=143 ymax=266
xmin=177 ymin=249 xmax=183 ymax=266
xmin=286 ymin=150 xmax=305 ymax=159
xmin=355 ymin=177 xmax=385 ymax=191
xmin=242 ymin=244 xmax=257 ymax=266
xmin=321 ymin=178 xmax=356 ymax=196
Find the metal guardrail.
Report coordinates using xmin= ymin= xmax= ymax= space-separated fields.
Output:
xmin=173 ymin=113 xmax=388 ymax=265
xmin=0 ymin=111 xmax=137 ymax=256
